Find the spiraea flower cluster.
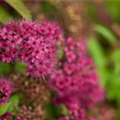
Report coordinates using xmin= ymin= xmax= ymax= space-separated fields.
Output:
xmin=49 ymin=38 xmax=104 ymax=120
xmin=0 ymin=78 xmax=13 ymax=105
xmin=0 ymin=20 xmax=104 ymax=120
xmin=0 ymin=20 xmax=62 ymax=77
xmin=0 ymin=22 xmax=21 ymax=63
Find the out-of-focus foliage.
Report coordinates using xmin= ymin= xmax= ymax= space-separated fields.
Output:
xmin=87 ymin=2 xmax=120 ymax=118
xmin=105 ymin=1 xmax=120 ymax=23
xmin=86 ymin=2 xmax=120 ymax=119
xmin=14 ymin=63 xmax=26 ymax=74
xmin=5 ymin=0 xmax=32 ymax=20
xmin=0 ymin=0 xmax=31 ymax=23
xmin=94 ymin=24 xmax=116 ymax=44
xmin=0 ymin=6 xmax=11 ymax=23
xmin=0 ymin=94 xmax=20 ymax=116
xmin=45 ymin=103 xmax=68 ymax=120
xmin=111 ymin=49 xmax=120 ymax=74
xmin=88 ymin=37 xmax=106 ymax=69
xmin=0 ymin=63 xmax=11 ymax=75
xmin=88 ymin=37 xmax=107 ymax=85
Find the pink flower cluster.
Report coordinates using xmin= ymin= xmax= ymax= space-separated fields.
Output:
xmin=0 ymin=79 xmax=13 ymax=105
xmin=0 ymin=22 xmax=21 ymax=63
xmin=49 ymin=38 xmax=104 ymax=120
xmin=0 ymin=20 xmax=62 ymax=77
xmin=0 ymin=20 xmax=104 ymax=120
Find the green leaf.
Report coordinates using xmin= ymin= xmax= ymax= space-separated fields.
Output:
xmin=0 ymin=63 xmax=11 ymax=75
xmin=0 ymin=103 xmax=11 ymax=116
xmin=45 ymin=103 xmax=56 ymax=119
xmin=0 ymin=6 xmax=11 ymax=23
xmin=94 ymin=24 xmax=116 ymax=44
xmin=105 ymin=1 xmax=120 ymax=23
xmin=57 ymin=50 xmax=64 ymax=57
xmin=99 ymin=68 xmax=110 ymax=86
xmin=8 ymin=94 xmax=20 ymax=112
xmin=41 ymin=1 xmax=57 ymax=14
xmin=88 ymin=37 xmax=106 ymax=68
xmin=57 ymin=41 xmax=62 ymax=46
xmin=15 ymin=62 xmax=26 ymax=74
xmin=45 ymin=102 xmax=67 ymax=119
xmin=0 ymin=94 xmax=20 ymax=116
xmin=5 ymin=0 xmax=32 ymax=19
xmin=111 ymin=49 xmax=120 ymax=74
xmin=88 ymin=37 xmax=108 ymax=85
xmin=59 ymin=104 xmax=69 ymax=116
xmin=106 ymin=74 xmax=120 ymax=101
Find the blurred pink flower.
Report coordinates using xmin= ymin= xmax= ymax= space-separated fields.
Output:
xmin=49 ymin=37 xmax=104 ymax=120
xmin=0 ymin=78 xmax=13 ymax=105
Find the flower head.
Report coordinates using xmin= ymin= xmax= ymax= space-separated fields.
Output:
xmin=18 ymin=20 xmax=63 ymax=77
xmin=0 ymin=22 xmax=21 ymax=63
xmin=0 ymin=20 xmax=63 ymax=77
xmin=0 ymin=78 xmax=13 ymax=105
xmin=49 ymin=38 xmax=104 ymax=120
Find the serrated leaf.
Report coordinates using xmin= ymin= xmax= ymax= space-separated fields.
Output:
xmin=94 ymin=24 xmax=116 ymax=44
xmin=0 ymin=6 xmax=11 ymax=23
xmin=5 ymin=0 xmax=32 ymax=19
